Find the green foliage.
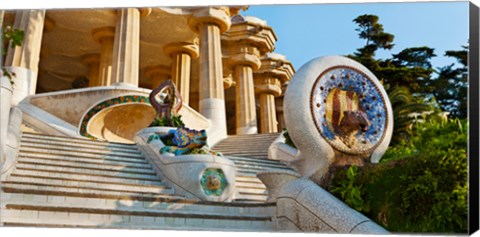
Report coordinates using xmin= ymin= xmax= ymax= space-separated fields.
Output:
xmin=353 ymin=14 xmax=394 ymax=58
xmin=331 ymin=166 xmax=369 ymax=212
xmin=149 ymin=114 xmax=185 ymax=128
xmin=283 ymin=130 xmax=297 ymax=149
xmin=429 ymin=46 xmax=468 ymax=119
xmin=3 ymin=25 xmax=24 ymax=49
xmin=1 ymin=23 xmax=24 ymax=86
xmin=387 ymin=86 xmax=435 ymax=143
xmin=328 ymin=119 xmax=468 ymax=233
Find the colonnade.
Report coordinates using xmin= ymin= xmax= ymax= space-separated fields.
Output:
xmin=3 ymin=7 xmax=294 ymax=135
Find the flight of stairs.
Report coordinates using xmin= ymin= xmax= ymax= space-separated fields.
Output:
xmin=213 ymin=133 xmax=296 ymax=202
xmin=0 ymin=132 xmax=277 ymax=230
xmin=213 ymin=133 xmax=281 ymax=159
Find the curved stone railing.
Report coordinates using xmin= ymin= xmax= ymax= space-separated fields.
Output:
xmin=1 ymin=67 xmax=34 ymax=180
xmin=274 ymin=178 xmax=389 ymax=233
xmin=258 ymin=56 xmax=393 ymax=233
xmin=268 ymin=132 xmax=297 ymax=163
xmin=135 ymin=127 xmax=236 ymax=202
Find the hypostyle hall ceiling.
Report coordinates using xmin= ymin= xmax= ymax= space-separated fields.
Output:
xmin=39 ymin=8 xmax=197 ymax=92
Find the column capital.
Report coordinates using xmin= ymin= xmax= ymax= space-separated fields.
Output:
xmin=222 ymin=15 xmax=277 ymax=54
xmin=254 ymin=76 xmax=282 ymax=96
xmin=226 ymin=52 xmax=261 ymax=70
xmin=144 ymin=65 xmax=171 ymax=80
xmin=163 ymin=42 xmax=199 ymax=59
xmin=188 ymin=7 xmax=232 ymax=34
xmin=138 ymin=8 xmax=152 ymax=17
xmin=254 ymin=52 xmax=295 ymax=84
xmin=92 ymin=26 xmax=115 ymax=44
xmin=82 ymin=53 xmax=100 ymax=66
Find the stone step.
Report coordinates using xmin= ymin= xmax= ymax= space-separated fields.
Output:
xmin=17 ymin=157 xmax=154 ymax=174
xmin=17 ymin=158 xmax=156 ymax=175
xmin=21 ymin=136 xmax=139 ymax=153
xmin=22 ymin=132 xmax=135 ymax=149
xmin=6 ymin=175 xmax=173 ymax=194
xmin=20 ymin=143 xmax=143 ymax=159
xmin=236 ymin=187 xmax=268 ymax=195
xmin=220 ymin=133 xmax=280 ymax=140
xmin=227 ymin=156 xmax=285 ymax=166
xmin=1 ymin=182 xmax=181 ymax=201
xmin=1 ymin=208 xmax=274 ymax=231
xmin=235 ymin=181 xmax=266 ymax=189
xmin=19 ymin=146 xmax=144 ymax=161
xmin=214 ymin=143 xmax=274 ymax=148
xmin=19 ymin=149 xmax=149 ymax=165
xmin=234 ymin=193 xmax=268 ymax=202
xmin=15 ymin=163 xmax=161 ymax=181
xmin=1 ymin=193 xmax=275 ymax=217
xmin=9 ymin=171 xmax=166 ymax=189
xmin=236 ymin=176 xmax=264 ymax=184
xmin=233 ymin=162 xmax=292 ymax=171
xmin=220 ymin=152 xmax=268 ymax=157
xmin=18 ymin=153 xmax=152 ymax=168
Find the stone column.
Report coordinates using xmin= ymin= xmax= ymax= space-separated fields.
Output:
xmin=254 ymin=53 xmax=295 ymax=133
xmin=5 ymin=10 xmax=45 ymax=95
xmin=82 ymin=54 xmax=100 ymax=87
xmin=144 ymin=65 xmax=171 ymax=89
xmin=255 ymin=77 xmax=282 ymax=133
xmin=188 ymin=7 xmax=231 ymax=141
xmin=93 ymin=27 xmax=115 ymax=86
xmin=110 ymin=8 xmax=141 ymax=87
xmin=164 ymin=42 xmax=199 ymax=105
xmin=228 ymin=51 xmax=261 ymax=134
xmin=222 ymin=15 xmax=277 ymax=135
xmin=276 ymin=86 xmax=286 ymax=131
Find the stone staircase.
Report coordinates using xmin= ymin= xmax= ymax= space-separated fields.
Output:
xmin=0 ymin=132 xmax=277 ymax=230
xmin=213 ymin=133 xmax=295 ymax=202
xmin=213 ymin=133 xmax=280 ymax=159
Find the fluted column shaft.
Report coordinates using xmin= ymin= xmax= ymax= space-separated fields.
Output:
xmin=111 ymin=8 xmax=140 ymax=86
xmin=164 ymin=43 xmax=198 ymax=105
xmin=254 ymin=76 xmax=282 ymax=134
xmin=5 ymin=10 xmax=45 ymax=95
xmin=188 ymin=7 xmax=231 ymax=142
xmin=82 ymin=54 xmax=100 ymax=87
xmin=234 ymin=64 xmax=258 ymax=134
xmin=259 ymin=93 xmax=278 ymax=133
xmin=172 ymin=53 xmax=191 ymax=104
xmin=198 ymin=24 xmax=224 ymax=100
xmin=93 ymin=27 xmax=115 ymax=86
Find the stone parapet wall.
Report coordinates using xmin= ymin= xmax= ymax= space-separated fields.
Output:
xmin=275 ymin=178 xmax=388 ymax=234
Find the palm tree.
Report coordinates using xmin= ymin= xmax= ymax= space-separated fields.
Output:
xmin=388 ymin=86 xmax=433 ymax=143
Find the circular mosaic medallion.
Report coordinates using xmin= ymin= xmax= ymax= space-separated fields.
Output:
xmin=311 ymin=66 xmax=388 ymax=155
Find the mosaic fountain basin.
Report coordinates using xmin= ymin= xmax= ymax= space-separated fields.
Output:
xmin=135 ymin=127 xmax=236 ymax=202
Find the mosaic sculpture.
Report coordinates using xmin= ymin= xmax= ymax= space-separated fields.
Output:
xmin=200 ymin=168 xmax=228 ymax=196
xmin=311 ymin=66 xmax=389 ymax=156
xmin=149 ymin=80 xmax=183 ymax=127
xmin=284 ymin=56 xmax=393 ymax=184
xmin=147 ymin=80 xmax=221 ymax=157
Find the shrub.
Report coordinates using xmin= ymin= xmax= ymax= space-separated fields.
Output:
xmin=283 ymin=130 xmax=297 ymax=149
xmin=149 ymin=114 xmax=185 ymax=128
xmin=328 ymin=119 xmax=468 ymax=233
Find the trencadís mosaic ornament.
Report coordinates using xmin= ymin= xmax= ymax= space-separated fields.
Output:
xmin=311 ymin=66 xmax=388 ymax=155
xmin=200 ymin=168 xmax=228 ymax=196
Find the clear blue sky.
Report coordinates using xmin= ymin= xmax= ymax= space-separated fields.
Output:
xmin=245 ymin=1 xmax=469 ymax=71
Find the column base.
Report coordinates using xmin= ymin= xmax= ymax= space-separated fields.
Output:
xmin=112 ymin=82 xmax=138 ymax=88
xmin=236 ymin=126 xmax=258 ymax=135
xmin=5 ymin=67 xmax=36 ymax=106
xmin=199 ymin=98 xmax=227 ymax=146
